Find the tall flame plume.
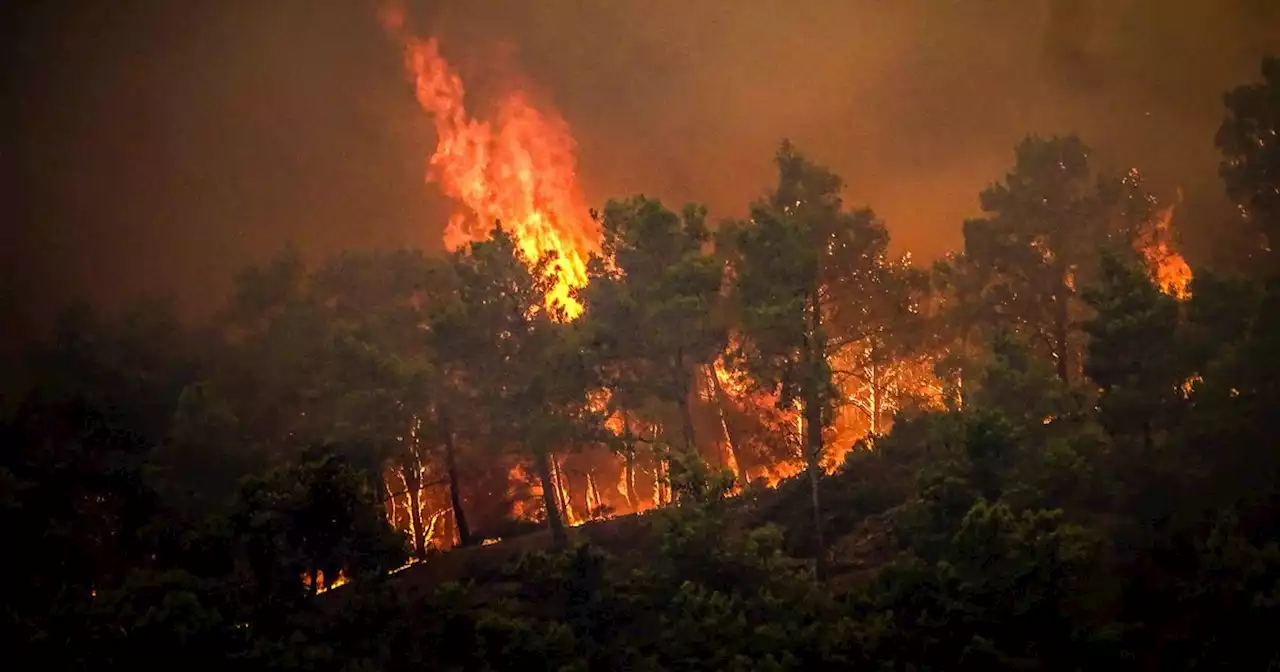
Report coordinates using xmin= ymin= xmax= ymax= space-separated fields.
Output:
xmin=379 ymin=1 xmax=597 ymax=316
xmin=1138 ymin=192 xmax=1193 ymax=300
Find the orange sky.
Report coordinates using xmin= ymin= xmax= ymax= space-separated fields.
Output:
xmin=3 ymin=0 xmax=1278 ymax=379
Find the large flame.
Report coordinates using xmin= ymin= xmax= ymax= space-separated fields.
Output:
xmin=369 ymin=2 xmax=963 ymax=555
xmin=380 ymin=2 xmax=597 ymax=316
xmin=1137 ymin=195 xmax=1193 ymax=300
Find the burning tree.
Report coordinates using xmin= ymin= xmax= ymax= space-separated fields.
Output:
xmin=433 ymin=226 xmax=607 ymax=546
xmin=721 ymin=140 xmax=908 ymax=574
xmin=826 ymin=250 xmax=935 ymax=451
xmin=579 ymin=197 xmax=729 ymax=495
xmin=941 ymin=135 xmax=1175 ymax=385
xmin=218 ymin=248 xmax=482 ymax=558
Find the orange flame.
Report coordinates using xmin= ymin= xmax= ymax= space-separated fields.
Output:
xmin=373 ymin=1 xmax=960 ymax=549
xmin=303 ymin=569 xmax=349 ymax=594
xmin=380 ymin=2 xmax=597 ymax=317
xmin=1137 ymin=195 xmax=1193 ymax=300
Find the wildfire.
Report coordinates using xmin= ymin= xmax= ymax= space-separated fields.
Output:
xmin=1180 ymin=373 xmax=1203 ymax=398
xmin=368 ymin=0 xmax=952 ymax=555
xmin=1137 ymin=196 xmax=1193 ymax=299
xmin=379 ymin=1 xmax=598 ymax=317
xmin=303 ymin=570 xmax=349 ymax=594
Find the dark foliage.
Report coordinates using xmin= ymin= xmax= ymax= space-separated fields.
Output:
xmin=5 ymin=55 xmax=1280 ymax=671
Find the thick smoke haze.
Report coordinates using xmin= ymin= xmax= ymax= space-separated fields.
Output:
xmin=3 ymin=0 xmax=1278 ymax=375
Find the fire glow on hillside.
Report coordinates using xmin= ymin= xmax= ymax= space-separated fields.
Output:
xmin=374 ymin=0 xmax=1197 ymax=553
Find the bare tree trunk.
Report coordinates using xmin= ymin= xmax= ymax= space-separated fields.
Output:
xmin=401 ymin=462 xmax=427 ymax=560
xmin=652 ymin=461 xmax=661 ymax=507
xmin=668 ymin=354 xmax=702 ymax=499
xmin=1053 ymin=275 xmax=1072 ymax=384
xmin=553 ymin=456 xmax=578 ymax=524
xmin=586 ymin=470 xmax=602 ymax=518
xmin=672 ymin=389 xmax=697 ymax=487
xmin=624 ymin=451 xmax=637 ymax=509
xmin=440 ymin=413 xmax=471 ymax=547
xmin=534 ymin=451 xmax=568 ymax=546
xmin=621 ymin=414 xmax=637 ymax=510
xmin=384 ymin=477 xmax=398 ymax=522
xmin=628 ymin=453 xmax=638 ymax=507
xmin=805 ymin=289 xmax=827 ymax=580
xmin=677 ymin=396 xmax=698 ymax=456
xmin=708 ymin=365 xmax=750 ymax=487
xmin=653 ymin=444 xmax=670 ymax=507
xmin=870 ymin=356 xmax=882 ymax=436
xmin=804 ymin=388 xmax=827 ymax=580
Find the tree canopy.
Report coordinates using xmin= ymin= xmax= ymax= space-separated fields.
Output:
xmin=7 ymin=54 xmax=1280 ymax=672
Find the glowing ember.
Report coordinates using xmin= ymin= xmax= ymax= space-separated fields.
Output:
xmin=1181 ymin=374 xmax=1203 ymax=398
xmin=379 ymin=2 xmax=597 ymax=317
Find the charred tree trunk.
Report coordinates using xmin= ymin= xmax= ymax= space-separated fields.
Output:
xmin=804 ymin=289 xmax=827 ymax=580
xmin=677 ymin=395 xmax=697 ymax=456
xmin=534 ymin=450 xmax=568 ymax=547
xmin=654 ymin=425 xmax=671 ymax=506
xmin=1053 ymin=275 xmax=1072 ymax=384
xmin=673 ymin=352 xmax=699 ymax=472
xmin=621 ymin=414 xmax=637 ymax=510
xmin=707 ymin=365 xmax=750 ymax=487
xmin=586 ymin=470 xmax=603 ymax=518
xmin=401 ymin=462 xmax=427 ymax=560
xmin=653 ymin=435 xmax=670 ymax=507
xmin=803 ymin=387 xmax=827 ymax=579
xmin=626 ymin=452 xmax=637 ymax=509
xmin=552 ymin=456 xmax=576 ymax=524
xmin=869 ymin=355 xmax=882 ymax=436
xmin=440 ymin=413 xmax=472 ymax=548
xmin=672 ymin=374 xmax=698 ymax=486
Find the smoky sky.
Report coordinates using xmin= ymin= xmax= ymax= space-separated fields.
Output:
xmin=3 ymin=0 xmax=1279 ymax=366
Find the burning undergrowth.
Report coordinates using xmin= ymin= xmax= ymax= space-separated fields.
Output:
xmin=369 ymin=0 xmax=1195 ymax=556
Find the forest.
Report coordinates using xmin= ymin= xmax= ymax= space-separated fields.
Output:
xmin=5 ymin=54 xmax=1280 ymax=671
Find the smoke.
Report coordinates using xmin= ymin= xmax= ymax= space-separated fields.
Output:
xmin=2 ymin=0 xmax=1278 ymax=364
xmin=412 ymin=0 xmax=1276 ymax=262
xmin=1044 ymin=0 xmax=1100 ymax=88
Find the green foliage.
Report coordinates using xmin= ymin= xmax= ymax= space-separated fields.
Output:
xmin=435 ymin=225 xmax=606 ymax=542
xmin=723 ymin=140 xmax=887 ymax=417
xmin=866 ymin=502 xmax=1114 ymax=669
xmin=582 ymin=196 xmax=726 ymax=453
xmin=15 ymin=65 xmax=1280 ymax=668
xmin=231 ymin=452 xmax=407 ymax=601
xmin=1217 ymin=55 xmax=1280 ymax=268
xmin=1082 ymin=250 xmax=1187 ymax=444
xmin=666 ymin=447 xmax=736 ymax=505
xmin=437 ymin=225 xmax=602 ymax=452
xmin=80 ymin=569 xmax=239 ymax=669
xmin=152 ymin=381 xmax=262 ymax=517
xmin=723 ymin=141 xmax=910 ymax=572
xmin=496 ymin=495 xmax=858 ymax=670
xmin=951 ymin=135 xmax=1154 ymax=384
